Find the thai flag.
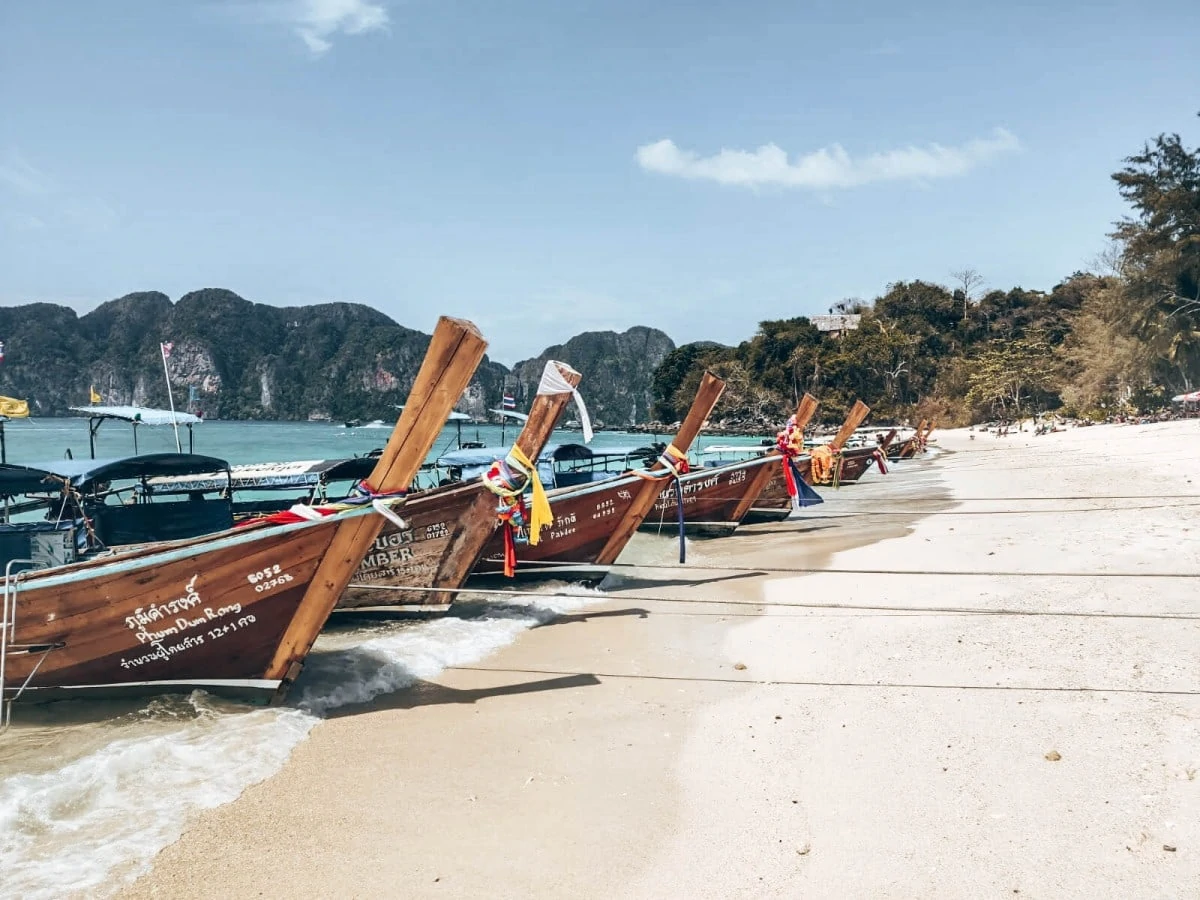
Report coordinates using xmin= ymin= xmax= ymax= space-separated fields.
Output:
xmin=502 ymin=392 xmax=516 ymax=410
xmin=161 ymin=341 xmax=174 ymax=359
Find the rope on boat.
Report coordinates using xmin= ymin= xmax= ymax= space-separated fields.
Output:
xmin=630 ymin=443 xmax=690 ymax=563
xmin=343 ymin=581 xmax=1200 ymax=619
xmin=234 ymin=480 xmax=408 ymax=529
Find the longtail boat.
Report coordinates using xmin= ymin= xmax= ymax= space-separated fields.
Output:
xmin=741 ymin=393 xmax=822 ymax=524
xmin=0 ymin=317 xmax=487 ymax=711
xmin=808 ymin=401 xmax=885 ymax=486
xmin=645 ymin=392 xmax=825 ymax=533
xmin=471 ymin=373 xmax=727 ymax=575
xmin=339 ymin=361 xmax=583 ymax=613
xmin=891 ymin=419 xmax=929 ymax=460
xmin=637 ymin=452 xmax=777 ymax=537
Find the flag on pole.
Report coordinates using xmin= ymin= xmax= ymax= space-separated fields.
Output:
xmin=0 ymin=341 xmax=6 ymax=363
xmin=90 ymin=385 xmax=102 ymax=404
xmin=161 ymin=341 xmax=174 ymax=359
xmin=502 ymin=392 xmax=516 ymax=410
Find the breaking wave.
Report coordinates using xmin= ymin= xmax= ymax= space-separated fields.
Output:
xmin=0 ymin=584 xmax=602 ymax=898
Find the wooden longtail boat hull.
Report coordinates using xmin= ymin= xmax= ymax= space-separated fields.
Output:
xmin=338 ymin=483 xmax=485 ymax=612
xmin=640 ymin=455 xmax=778 ymax=537
xmin=836 ymin=446 xmax=881 ymax=483
xmin=3 ymin=511 xmax=361 ymax=702
xmin=742 ymin=455 xmax=815 ymax=524
xmin=472 ymin=371 xmax=729 ymax=577
xmin=339 ymin=360 xmax=582 ymax=613
xmin=473 ymin=474 xmax=643 ymax=574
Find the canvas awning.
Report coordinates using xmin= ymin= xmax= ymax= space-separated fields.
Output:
xmin=68 ymin=405 xmax=202 ymax=426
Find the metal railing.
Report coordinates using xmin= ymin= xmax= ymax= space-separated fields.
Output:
xmin=1 ymin=559 xmax=35 ymax=731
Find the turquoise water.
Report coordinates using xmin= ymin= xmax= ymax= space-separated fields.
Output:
xmin=0 ymin=418 xmax=774 ymax=468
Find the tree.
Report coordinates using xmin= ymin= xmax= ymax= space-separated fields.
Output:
xmin=966 ymin=335 xmax=1058 ymax=417
xmin=950 ymin=268 xmax=985 ymax=321
xmin=1059 ymin=279 xmax=1154 ymax=414
xmin=651 ymin=341 xmax=729 ymax=420
xmin=1111 ymin=116 xmax=1200 ymax=389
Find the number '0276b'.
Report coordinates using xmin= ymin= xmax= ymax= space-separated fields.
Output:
xmin=247 ymin=564 xmax=283 ymax=585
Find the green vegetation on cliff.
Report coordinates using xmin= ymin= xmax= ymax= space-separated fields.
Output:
xmin=653 ymin=119 xmax=1200 ymax=427
xmin=0 ymin=289 xmax=508 ymax=420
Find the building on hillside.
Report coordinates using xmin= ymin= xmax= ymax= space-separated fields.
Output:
xmin=812 ymin=314 xmax=862 ymax=338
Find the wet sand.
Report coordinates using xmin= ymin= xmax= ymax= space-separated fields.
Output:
xmin=125 ymin=421 xmax=1200 ymax=898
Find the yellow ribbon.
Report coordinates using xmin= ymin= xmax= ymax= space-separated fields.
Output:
xmin=509 ymin=446 xmax=551 ymax=546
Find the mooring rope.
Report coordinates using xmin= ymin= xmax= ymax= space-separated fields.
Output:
xmin=344 ymin=582 xmax=1200 ymax=619
xmin=451 ymin=665 xmax=1200 ymax=698
xmin=630 ymin=444 xmax=690 ymax=563
xmin=443 ymin=557 xmax=1200 ymax=579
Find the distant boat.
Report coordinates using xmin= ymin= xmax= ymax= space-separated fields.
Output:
xmin=342 ymin=419 xmax=361 ymax=428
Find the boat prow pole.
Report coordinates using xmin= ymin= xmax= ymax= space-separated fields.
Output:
xmin=426 ymin=360 xmax=583 ymax=594
xmin=793 ymin=392 xmax=820 ymax=435
xmin=828 ymin=399 xmax=871 ymax=452
xmin=734 ymin=392 xmax=822 ymax=522
xmin=265 ymin=316 xmax=488 ymax=697
xmin=594 ymin=371 xmax=727 ymax=566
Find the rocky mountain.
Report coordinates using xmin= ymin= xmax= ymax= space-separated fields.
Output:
xmin=507 ymin=326 xmax=675 ymax=427
xmin=0 ymin=289 xmax=508 ymax=420
xmin=0 ymin=291 xmax=673 ymax=424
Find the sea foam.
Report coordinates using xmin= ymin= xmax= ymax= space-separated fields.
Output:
xmin=0 ymin=586 xmax=599 ymax=897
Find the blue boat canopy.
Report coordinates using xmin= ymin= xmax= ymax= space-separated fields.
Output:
xmin=434 ymin=443 xmax=658 ymax=469
xmin=0 ymin=453 xmax=231 ymax=496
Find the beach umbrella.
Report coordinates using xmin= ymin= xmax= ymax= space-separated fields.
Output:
xmin=1171 ymin=391 xmax=1200 ymax=403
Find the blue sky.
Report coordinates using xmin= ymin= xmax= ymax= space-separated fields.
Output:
xmin=1 ymin=0 xmax=1197 ymax=364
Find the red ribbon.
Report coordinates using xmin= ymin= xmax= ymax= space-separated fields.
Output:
xmin=496 ymin=496 xmax=527 ymax=578
xmin=781 ymin=455 xmax=799 ymax=501
xmin=873 ymin=449 xmax=889 ymax=475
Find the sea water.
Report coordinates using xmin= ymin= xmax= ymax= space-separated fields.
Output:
xmin=0 ymin=417 xmax=772 ymax=469
xmin=0 ymin=418 xmax=759 ymax=897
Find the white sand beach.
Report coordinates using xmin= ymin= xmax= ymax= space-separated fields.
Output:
xmin=125 ymin=419 xmax=1200 ymax=898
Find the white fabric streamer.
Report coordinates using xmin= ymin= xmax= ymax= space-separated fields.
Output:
xmin=281 ymin=499 xmax=408 ymax=532
xmin=372 ymin=498 xmax=409 ymax=532
xmin=537 ymin=360 xmax=593 ymax=443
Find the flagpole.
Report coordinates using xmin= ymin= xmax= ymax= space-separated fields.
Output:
xmin=160 ymin=342 xmax=182 ymax=452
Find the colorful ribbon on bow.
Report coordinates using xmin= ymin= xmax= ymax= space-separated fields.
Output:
xmin=631 ymin=443 xmax=691 ymax=563
xmin=809 ymin=445 xmax=843 ymax=487
xmin=775 ymin=414 xmax=811 ymax=508
xmin=482 ymin=445 xmax=551 ymax=577
xmin=872 ymin=448 xmax=889 ymax=475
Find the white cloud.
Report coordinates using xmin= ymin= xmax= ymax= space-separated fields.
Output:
xmin=0 ymin=151 xmax=51 ymax=195
xmin=238 ymin=0 xmax=390 ymax=56
xmin=636 ymin=128 xmax=1020 ymax=190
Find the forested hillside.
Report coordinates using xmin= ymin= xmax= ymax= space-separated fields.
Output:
xmin=653 ymin=118 xmax=1200 ymax=428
